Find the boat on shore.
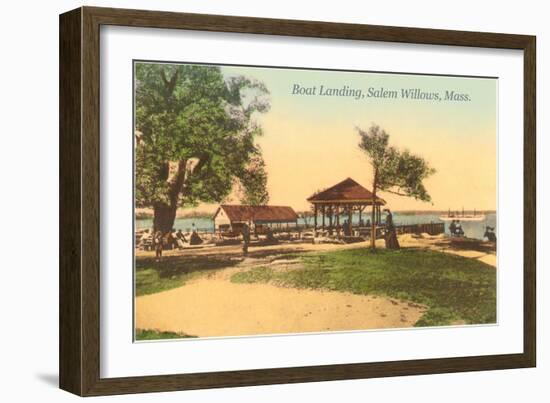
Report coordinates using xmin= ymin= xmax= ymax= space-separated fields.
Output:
xmin=439 ymin=208 xmax=486 ymax=222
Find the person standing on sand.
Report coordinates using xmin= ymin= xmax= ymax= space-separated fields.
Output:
xmin=383 ymin=208 xmax=400 ymax=249
xmin=153 ymin=230 xmax=164 ymax=262
xmin=241 ymin=223 xmax=251 ymax=256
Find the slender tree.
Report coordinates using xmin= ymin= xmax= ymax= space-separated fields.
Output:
xmin=135 ymin=63 xmax=270 ymax=232
xmin=236 ymin=153 xmax=270 ymax=205
xmin=357 ymin=124 xmax=436 ymax=249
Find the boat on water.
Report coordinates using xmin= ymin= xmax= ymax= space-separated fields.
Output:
xmin=439 ymin=208 xmax=486 ymax=222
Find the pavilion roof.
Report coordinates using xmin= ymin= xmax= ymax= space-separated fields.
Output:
xmin=307 ymin=178 xmax=386 ymax=205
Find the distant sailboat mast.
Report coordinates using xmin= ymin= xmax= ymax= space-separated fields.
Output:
xmin=439 ymin=207 xmax=485 ymax=222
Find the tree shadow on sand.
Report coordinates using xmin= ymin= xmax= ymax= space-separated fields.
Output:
xmin=136 ymin=254 xmax=241 ymax=279
xmin=245 ymin=247 xmax=307 ymax=260
xmin=136 ymin=254 xmax=241 ymax=296
xmin=135 ymin=247 xmax=313 ymax=296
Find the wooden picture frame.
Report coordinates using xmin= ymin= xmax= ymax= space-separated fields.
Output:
xmin=59 ymin=6 xmax=536 ymax=396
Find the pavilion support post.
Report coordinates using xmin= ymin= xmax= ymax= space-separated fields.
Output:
xmin=348 ymin=204 xmax=353 ymax=236
xmin=328 ymin=206 xmax=333 ymax=233
xmin=322 ymin=205 xmax=326 ymax=229
xmin=370 ymin=202 xmax=376 ymax=245
xmin=336 ymin=205 xmax=340 ymax=230
xmin=314 ymin=204 xmax=318 ymax=231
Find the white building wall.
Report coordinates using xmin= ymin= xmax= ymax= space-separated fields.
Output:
xmin=213 ymin=208 xmax=231 ymax=230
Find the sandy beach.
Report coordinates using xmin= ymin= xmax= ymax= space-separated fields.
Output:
xmin=136 ymin=271 xmax=426 ymax=338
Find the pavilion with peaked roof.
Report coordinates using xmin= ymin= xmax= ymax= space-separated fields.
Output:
xmin=307 ymin=177 xmax=386 ymax=234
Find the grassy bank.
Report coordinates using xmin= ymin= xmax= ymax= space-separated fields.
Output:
xmin=135 ymin=329 xmax=196 ymax=340
xmin=135 ymin=254 xmax=238 ymax=296
xmin=231 ymin=248 xmax=496 ymax=327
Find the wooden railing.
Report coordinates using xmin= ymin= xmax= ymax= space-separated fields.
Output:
xmin=394 ymin=222 xmax=445 ymax=235
xmin=169 ymin=221 xmax=446 ymax=238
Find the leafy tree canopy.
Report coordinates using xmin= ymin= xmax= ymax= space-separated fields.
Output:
xmin=357 ymin=124 xmax=436 ymax=202
xmin=135 ymin=63 xmax=271 ymax=219
xmin=236 ymin=152 xmax=270 ymax=205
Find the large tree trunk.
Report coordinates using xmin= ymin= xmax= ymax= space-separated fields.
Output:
xmin=152 ymin=159 xmax=189 ymax=233
xmin=153 ymin=203 xmax=177 ymax=233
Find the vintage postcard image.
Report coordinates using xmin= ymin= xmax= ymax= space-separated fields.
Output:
xmin=133 ymin=61 xmax=497 ymax=340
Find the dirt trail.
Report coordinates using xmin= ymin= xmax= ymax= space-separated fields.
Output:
xmin=135 ymin=275 xmax=426 ymax=338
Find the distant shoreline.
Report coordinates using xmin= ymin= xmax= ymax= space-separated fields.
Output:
xmin=394 ymin=210 xmax=496 ymax=216
xmin=135 ymin=207 xmax=496 ymax=220
xmin=135 ymin=208 xmax=215 ymax=220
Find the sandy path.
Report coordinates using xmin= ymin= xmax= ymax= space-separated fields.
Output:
xmin=135 ymin=276 xmax=426 ymax=338
xmin=397 ymin=234 xmax=497 ymax=267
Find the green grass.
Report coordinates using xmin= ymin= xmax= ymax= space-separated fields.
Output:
xmin=135 ymin=254 xmax=239 ymax=296
xmin=135 ymin=329 xmax=197 ymax=341
xmin=231 ymin=248 xmax=496 ymax=327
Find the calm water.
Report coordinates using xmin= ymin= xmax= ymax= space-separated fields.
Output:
xmin=136 ymin=217 xmax=214 ymax=232
xmin=136 ymin=212 xmax=496 ymax=241
xmin=392 ymin=212 xmax=497 ymax=240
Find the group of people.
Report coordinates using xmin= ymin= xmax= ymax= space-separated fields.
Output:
xmin=154 ymin=229 xmax=188 ymax=262
xmin=449 ymin=220 xmax=465 ymax=237
xmin=319 ymin=209 xmax=399 ymax=249
xmin=239 ymin=223 xmax=280 ymax=256
xmin=137 ymin=226 xmax=203 ymax=262
xmin=341 ymin=219 xmax=371 ymax=236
